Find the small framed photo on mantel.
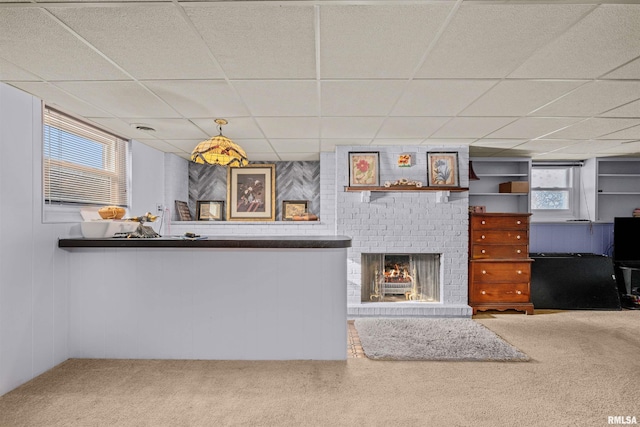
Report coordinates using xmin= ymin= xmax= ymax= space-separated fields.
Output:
xmin=282 ymin=200 xmax=308 ymax=220
xmin=348 ymin=152 xmax=380 ymax=187
xmin=426 ymin=152 xmax=460 ymax=188
xmin=196 ymin=200 xmax=224 ymax=221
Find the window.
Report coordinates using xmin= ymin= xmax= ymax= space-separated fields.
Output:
xmin=43 ymin=106 xmax=129 ymax=221
xmin=531 ymin=162 xmax=582 ymax=220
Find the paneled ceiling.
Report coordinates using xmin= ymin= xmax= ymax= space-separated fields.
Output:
xmin=1 ymin=0 xmax=640 ymax=161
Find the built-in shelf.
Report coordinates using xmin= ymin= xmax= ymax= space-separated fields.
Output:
xmin=344 ymin=186 xmax=469 ymax=192
xmin=583 ymin=157 xmax=640 ymax=222
xmin=469 ymin=157 xmax=532 ymax=213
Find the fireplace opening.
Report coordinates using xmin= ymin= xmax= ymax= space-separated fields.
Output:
xmin=361 ymin=253 xmax=440 ymax=303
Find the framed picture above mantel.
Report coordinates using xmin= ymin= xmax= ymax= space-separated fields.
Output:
xmin=427 ymin=152 xmax=460 ymax=188
xmin=348 ymin=152 xmax=380 ymax=187
xmin=227 ymin=164 xmax=276 ymax=221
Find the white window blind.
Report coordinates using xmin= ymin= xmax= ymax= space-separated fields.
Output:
xmin=43 ymin=106 xmax=129 ymax=207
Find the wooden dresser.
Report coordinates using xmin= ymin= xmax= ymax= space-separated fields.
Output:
xmin=469 ymin=213 xmax=534 ymax=315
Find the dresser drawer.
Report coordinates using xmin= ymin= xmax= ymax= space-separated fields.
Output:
xmin=470 ymin=283 xmax=530 ymax=303
xmin=470 ymin=230 xmax=528 ymax=244
xmin=471 ymin=262 xmax=531 ymax=283
xmin=471 ymin=244 xmax=529 ymax=259
xmin=471 ymin=215 xmax=529 ymax=230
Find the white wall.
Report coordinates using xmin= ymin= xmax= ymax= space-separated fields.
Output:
xmin=0 ymin=83 xmax=72 ymax=396
xmin=0 ymin=83 xmax=177 ymax=396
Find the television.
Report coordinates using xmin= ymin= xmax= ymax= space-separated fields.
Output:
xmin=613 ymin=217 xmax=640 ymax=264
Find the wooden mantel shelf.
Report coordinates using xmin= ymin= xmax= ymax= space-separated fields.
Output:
xmin=344 ymin=186 xmax=469 ymax=192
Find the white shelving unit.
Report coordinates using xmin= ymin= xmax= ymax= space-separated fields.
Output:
xmin=469 ymin=157 xmax=531 ymax=214
xmin=582 ymin=157 xmax=640 ymax=222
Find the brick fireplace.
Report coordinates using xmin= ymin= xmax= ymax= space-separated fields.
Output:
xmin=335 ymin=146 xmax=472 ymax=318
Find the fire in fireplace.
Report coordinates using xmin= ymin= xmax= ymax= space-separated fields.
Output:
xmin=361 ymin=253 xmax=440 ymax=303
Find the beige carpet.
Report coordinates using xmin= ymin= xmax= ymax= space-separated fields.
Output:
xmin=1 ymin=310 xmax=639 ymax=426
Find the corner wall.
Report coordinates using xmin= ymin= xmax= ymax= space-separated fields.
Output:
xmin=0 ymin=83 xmax=71 ymax=396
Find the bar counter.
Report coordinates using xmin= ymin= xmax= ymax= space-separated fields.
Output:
xmin=58 ymin=235 xmax=352 ymax=249
xmin=58 ymin=235 xmax=351 ymax=361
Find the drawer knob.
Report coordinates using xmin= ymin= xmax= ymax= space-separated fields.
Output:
xmin=481 ymin=220 xmax=486 ymax=225
xmin=481 ymin=249 xmax=486 ymax=254
xmin=482 ymin=270 xmax=487 ymax=274
xmin=517 ymin=270 xmax=522 ymax=274
xmin=481 ymin=235 xmax=486 ymax=239
xmin=516 ymin=220 xmax=521 ymax=225
xmin=481 ymin=290 xmax=486 ymax=295
xmin=516 ymin=235 xmax=521 ymax=239
xmin=516 ymin=290 xmax=522 ymax=295
xmin=516 ymin=249 xmax=522 ymax=254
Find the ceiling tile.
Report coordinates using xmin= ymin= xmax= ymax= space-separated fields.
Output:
xmin=143 ymin=80 xmax=249 ymax=118
xmin=422 ymin=139 xmax=476 ymax=146
xmin=158 ymin=139 xmax=202 ymax=153
xmin=509 ymin=4 xmax=640 ymax=79
xmin=469 ymin=147 xmax=510 ymax=157
xmin=531 ymin=81 xmax=640 ymax=117
xmin=55 ymin=81 xmax=179 ymax=118
xmin=320 ymin=139 xmax=371 ymax=152
xmin=49 ymin=5 xmax=223 ymax=80
xmin=597 ymin=141 xmax=640 ymax=156
xmin=183 ymin=4 xmax=316 ymax=79
xmin=598 ymin=125 xmax=640 ymax=140
xmin=376 ymin=117 xmax=450 ymax=139
xmin=391 ymin=80 xmax=497 ymax=116
xmin=602 ymin=57 xmax=640 ymax=80
xmin=191 ymin=117 xmax=264 ymax=140
xmin=321 ymin=117 xmax=385 ymax=139
xmin=229 ymin=139 xmax=274 ymax=154
xmin=245 ymin=152 xmax=281 ymax=162
xmin=507 ymin=139 xmax=579 ymax=155
xmin=373 ymin=139 xmax=425 ymax=146
xmin=471 ymin=139 xmax=529 ymax=149
xmin=461 ymin=80 xmax=585 ymax=116
xmin=540 ymin=139 xmax=631 ymax=156
xmin=0 ymin=8 xmax=128 ymax=80
xmin=0 ymin=58 xmax=40 ymax=80
xmin=487 ymin=118 xmax=581 ymax=139
xmin=546 ymin=118 xmax=640 ymax=140
xmin=93 ymin=118 xmax=208 ymax=141
xmin=278 ymin=153 xmax=320 ymax=162
xmin=232 ymin=80 xmax=318 ymax=116
xmin=601 ymin=99 xmax=640 ymax=118
xmin=269 ymin=139 xmax=320 ymax=153
xmin=320 ymin=4 xmax=453 ymax=78
xmin=321 ymin=80 xmax=406 ymax=117
xmin=85 ymin=117 xmax=158 ymax=141
xmin=134 ymin=139 xmax=184 ymax=153
xmin=255 ymin=117 xmax=320 ymax=139
xmin=418 ymin=4 xmax=592 ymax=78
xmin=7 ymin=82 xmax=110 ymax=117
xmin=431 ymin=117 xmax=516 ymax=139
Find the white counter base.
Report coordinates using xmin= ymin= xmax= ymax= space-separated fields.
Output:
xmin=67 ymin=247 xmax=347 ymax=360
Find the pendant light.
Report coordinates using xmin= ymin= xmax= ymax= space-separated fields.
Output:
xmin=191 ymin=119 xmax=248 ymax=167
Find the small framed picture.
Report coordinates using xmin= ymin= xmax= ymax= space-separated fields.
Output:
xmin=348 ymin=152 xmax=380 ymax=187
xmin=282 ymin=200 xmax=308 ymax=220
xmin=196 ymin=200 xmax=224 ymax=221
xmin=227 ymin=164 xmax=276 ymax=221
xmin=427 ymin=152 xmax=460 ymax=187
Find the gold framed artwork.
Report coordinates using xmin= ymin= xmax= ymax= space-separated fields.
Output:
xmin=227 ymin=164 xmax=276 ymax=221
xmin=282 ymin=200 xmax=308 ymax=220
xmin=196 ymin=200 xmax=224 ymax=221
xmin=427 ymin=152 xmax=460 ymax=187
xmin=348 ymin=152 xmax=380 ymax=187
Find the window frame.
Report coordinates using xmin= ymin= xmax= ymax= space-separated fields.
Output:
xmin=42 ymin=105 xmax=131 ymax=223
xmin=530 ymin=163 xmax=582 ymax=222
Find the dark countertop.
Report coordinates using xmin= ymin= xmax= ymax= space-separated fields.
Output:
xmin=58 ymin=235 xmax=352 ymax=249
